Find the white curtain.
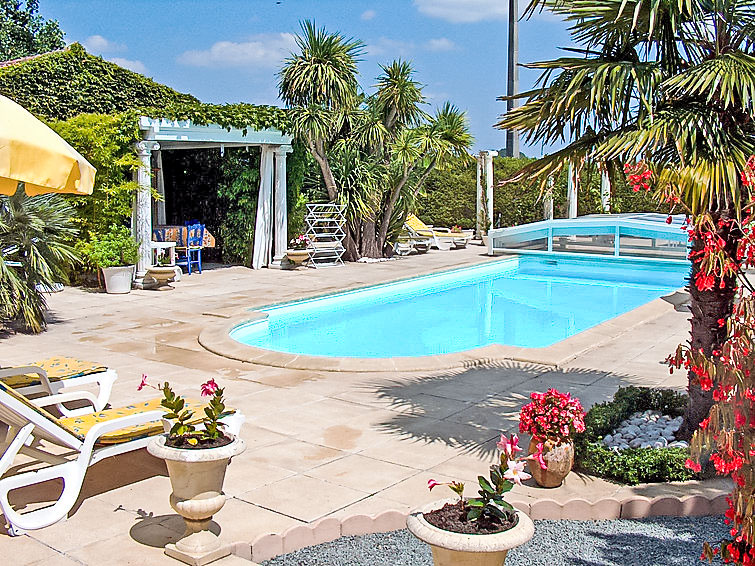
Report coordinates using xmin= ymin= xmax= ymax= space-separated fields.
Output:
xmin=252 ymin=146 xmax=274 ymax=269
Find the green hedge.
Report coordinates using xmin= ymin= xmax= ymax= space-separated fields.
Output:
xmin=574 ymin=387 xmax=696 ymax=485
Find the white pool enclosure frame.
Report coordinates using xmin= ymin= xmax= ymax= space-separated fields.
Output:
xmin=488 ymin=213 xmax=690 ymax=261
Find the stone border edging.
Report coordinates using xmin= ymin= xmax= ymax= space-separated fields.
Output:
xmin=230 ymin=492 xmax=728 ymax=563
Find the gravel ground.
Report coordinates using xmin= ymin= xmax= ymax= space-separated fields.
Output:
xmin=262 ymin=516 xmax=727 ymax=566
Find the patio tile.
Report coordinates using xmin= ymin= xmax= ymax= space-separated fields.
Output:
xmin=244 ymin=439 xmax=346 ymax=473
xmin=330 ymin=495 xmax=413 ymax=519
xmin=305 ymin=454 xmax=418 ymax=493
xmin=237 ymin=475 xmax=369 ymax=523
xmin=222 ymin=459 xmax=296 ymax=498
xmin=0 ymin=534 xmax=60 ymax=565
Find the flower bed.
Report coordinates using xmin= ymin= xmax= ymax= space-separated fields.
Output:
xmin=574 ymin=387 xmax=696 ymax=485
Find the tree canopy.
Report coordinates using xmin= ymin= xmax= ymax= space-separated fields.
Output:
xmin=0 ymin=0 xmax=64 ymax=61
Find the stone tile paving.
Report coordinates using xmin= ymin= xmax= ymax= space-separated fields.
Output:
xmin=0 ymin=246 xmax=717 ymax=565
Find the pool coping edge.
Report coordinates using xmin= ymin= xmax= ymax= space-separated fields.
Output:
xmin=198 ymin=293 xmax=685 ymax=372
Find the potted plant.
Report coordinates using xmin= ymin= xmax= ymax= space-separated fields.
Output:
xmin=83 ymin=225 xmax=139 ymax=294
xmin=286 ymin=234 xmax=311 ymax=267
xmin=519 ymin=388 xmax=586 ymax=487
xmin=407 ymin=434 xmax=539 ymax=565
xmin=142 ymin=376 xmax=246 ymax=565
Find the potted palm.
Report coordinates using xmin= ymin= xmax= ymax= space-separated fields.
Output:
xmin=141 ymin=376 xmax=245 ymax=565
xmin=519 ymin=389 xmax=586 ymax=487
xmin=407 ymin=434 xmax=539 ymax=565
xmin=83 ymin=225 xmax=138 ymax=294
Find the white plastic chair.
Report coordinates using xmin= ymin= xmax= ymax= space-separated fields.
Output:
xmin=0 ymin=356 xmax=117 ymax=417
xmin=0 ymin=382 xmax=244 ymax=535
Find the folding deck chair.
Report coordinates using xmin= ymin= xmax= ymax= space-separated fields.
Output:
xmin=0 ymin=382 xmax=244 ymax=535
xmin=404 ymin=214 xmax=474 ymax=250
xmin=0 ymin=356 xmax=117 ymax=416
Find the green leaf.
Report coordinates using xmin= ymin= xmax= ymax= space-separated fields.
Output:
xmin=478 ymin=475 xmax=494 ymax=493
xmin=466 ymin=507 xmax=483 ymax=521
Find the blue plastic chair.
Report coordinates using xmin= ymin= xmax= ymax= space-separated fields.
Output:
xmin=175 ymin=223 xmax=204 ymax=275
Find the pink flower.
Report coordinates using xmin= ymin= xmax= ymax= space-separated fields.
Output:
xmin=529 ymin=442 xmax=548 ymax=470
xmin=201 ymin=378 xmax=219 ymax=397
xmin=137 ymin=374 xmax=148 ymax=391
xmin=496 ymin=433 xmax=523 ymax=459
xmin=427 ymin=479 xmax=441 ymax=491
xmin=503 ymin=460 xmax=531 ymax=485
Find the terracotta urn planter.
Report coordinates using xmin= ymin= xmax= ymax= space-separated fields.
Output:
xmin=147 ymin=435 xmax=246 ymax=565
xmin=285 ymin=249 xmax=309 ymax=267
xmin=528 ymin=438 xmax=574 ymax=488
xmin=407 ymin=499 xmax=535 ymax=566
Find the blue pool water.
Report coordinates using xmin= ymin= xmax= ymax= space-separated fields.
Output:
xmin=230 ymin=255 xmax=688 ymax=358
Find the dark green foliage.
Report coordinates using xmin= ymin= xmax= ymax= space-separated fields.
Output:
xmin=218 ymin=149 xmax=260 ymax=265
xmin=0 ymin=43 xmax=198 ymax=120
xmin=0 ymin=0 xmax=64 ymax=61
xmin=575 ymin=387 xmax=695 ymax=485
xmin=466 ymin=464 xmax=516 ymax=522
xmin=417 ymin=156 xmax=659 ymax=229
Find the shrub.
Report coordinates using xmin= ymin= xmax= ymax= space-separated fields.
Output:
xmin=80 ymin=225 xmax=138 ymax=269
xmin=574 ymin=386 xmax=695 ymax=485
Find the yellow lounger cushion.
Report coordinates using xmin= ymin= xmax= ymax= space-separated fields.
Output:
xmin=1 ymin=356 xmax=107 ymax=388
xmin=59 ymin=398 xmax=211 ymax=445
xmin=405 ymin=215 xmax=470 ymax=240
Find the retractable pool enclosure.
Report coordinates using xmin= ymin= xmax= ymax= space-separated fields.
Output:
xmin=488 ymin=213 xmax=689 ymax=260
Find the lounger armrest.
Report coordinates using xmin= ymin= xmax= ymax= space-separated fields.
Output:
xmin=31 ymin=390 xmax=99 ymax=411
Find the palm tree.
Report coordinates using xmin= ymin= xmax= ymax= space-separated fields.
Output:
xmin=497 ymin=0 xmax=755 ymax=435
xmin=0 ymin=188 xmax=79 ymax=332
xmin=279 ymin=20 xmax=364 ymax=201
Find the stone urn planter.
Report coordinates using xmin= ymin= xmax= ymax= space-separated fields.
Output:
xmin=285 ymin=249 xmax=309 ymax=267
xmin=147 ymin=435 xmax=246 ymax=565
xmin=101 ymin=265 xmax=135 ymax=294
xmin=528 ymin=438 xmax=574 ymax=488
xmin=407 ymin=500 xmax=534 ymax=566
xmin=145 ymin=265 xmax=178 ymax=291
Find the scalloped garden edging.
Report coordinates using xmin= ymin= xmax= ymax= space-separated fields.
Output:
xmin=230 ymin=492 xmax=728 ymax=563
xmin=575 ymin=386 xmax=696 ymax=485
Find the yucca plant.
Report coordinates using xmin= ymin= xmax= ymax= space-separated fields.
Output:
xmin=0 ymin=187 xmax=79 ymax=333
xmin=498 ymin=0 xmax=755 ymax=435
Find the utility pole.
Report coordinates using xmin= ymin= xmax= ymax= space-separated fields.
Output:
xmin=506 ymin=0 xmax=520 ymax=158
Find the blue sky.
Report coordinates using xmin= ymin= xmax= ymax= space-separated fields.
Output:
xmin=42 ymin=1 xmax=573 ymax=155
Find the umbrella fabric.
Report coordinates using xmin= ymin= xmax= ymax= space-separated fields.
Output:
xmin=0 ymin=94 xmax=96 ymax=196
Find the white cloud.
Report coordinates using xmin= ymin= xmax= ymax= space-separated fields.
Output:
xmin=83 ymin=34 xmax=125 ymax=53
xmin=425 ymin=38 xmax=456 ymax=51
xmin=177 ymin=33 xmax=296 ymax=69
xmin=367 ymin=37 xmax=415 ymax=58
xmin=361 ymin=9 xmax=377 ymax=21
xmin=414 ymin=0 xmax=525 ymax=23
xmin=109 ymin=57 xmax=148 ymax=74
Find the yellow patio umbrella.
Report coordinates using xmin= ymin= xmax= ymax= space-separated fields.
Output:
xmin=0 ymin=94 xmax=96 ymax=196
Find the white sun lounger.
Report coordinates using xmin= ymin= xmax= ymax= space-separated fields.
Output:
xmin=0 ymin=381 xmax=244 ymax=535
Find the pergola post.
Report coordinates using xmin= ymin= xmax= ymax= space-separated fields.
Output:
xmin=475 ymin=153 xmax=483 ymax=237
xmin=544 ymin=176 xmax=554 ymax=220
xmin=135 ymin=141 xmax=159 ymax=277
xmin=600 ymin=166 xmax=611 ymax=213
xmin=567 ymin=161 xmax=578 ymax=219
xmin=155 ymin=149 xmax=166 ymax=225
xmin=485 ymin=151 xmax=497 ymax=230
xmin=271 ymin=145 xmax=293 ymax=267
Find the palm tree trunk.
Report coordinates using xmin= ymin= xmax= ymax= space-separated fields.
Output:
xmin=360 ymin=218 xmax=381 ymax=258
xmin=679 ymin=207 xmax=740 ymax=438
xmin=308 ymin=139 xmax=338 ymax=201
xmin=342 ymin=222 xmax=360 ymax=262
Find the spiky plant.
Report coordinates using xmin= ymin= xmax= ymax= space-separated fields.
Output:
xmin=0 ymin=187 xmax=79 ymax=332
xmin=498 ymin=0 xmax=755 ymax=434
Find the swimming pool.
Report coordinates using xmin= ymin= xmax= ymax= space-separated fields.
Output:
xmin=230 ymin=255 xmax=688 ymax=358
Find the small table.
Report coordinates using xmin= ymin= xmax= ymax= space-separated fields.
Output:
xmin=150 ymin=241 xmax=176 ymax=266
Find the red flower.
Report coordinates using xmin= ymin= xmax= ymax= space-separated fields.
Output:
xmin=685 ymin=459 xmax=702 ymax=473
xmin=201 ymin=378 xmax=219 ymax=397
xmin=137 ymin=373 xmax=148 ymax=391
